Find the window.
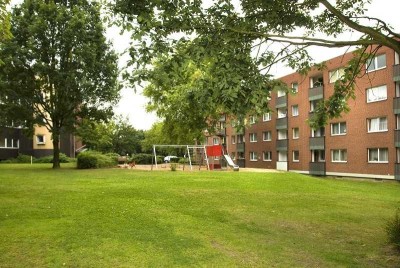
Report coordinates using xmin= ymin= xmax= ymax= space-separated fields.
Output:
xmin=277 ymin=108 xmax=287 ymax=118
xmin=249 ymin=133 xmax=257 ymax=142
xmin=292 ymin=128 xmax=299 ymax=139
xmin=310 ymin=76 xmax=323 ymax=88
xmin=263 ymin=151 xmax=272 ymax=161
xmin=311 ymin=127 xmax=325 ymax=137
xmin=231 ymin=136 xmax=236 ymax=144
xmin=331 ymin=122 xmax=346 ymax=136
xmin=277 ymin=88 xmax=286 ymax=97
xmin=0 ymin=138 xmax=5 ymax=147
xmin=277 ymin=129 xmax=287 ymax=140
xmin=230 ymin=152 xmax=236 ymax=160
xmin=238 ymin=152 xmax=245 ymax=159
xmin=310 ymin=100 xmax=319 ymax=112
xmin=332 ymin=149 xmax=347 ymax=162
xmin=397 ymin=115 xmax=400 ymax=130
xmin=278 ymin=151 xmax=287 ymax=161
xmin=366 ymin=54 xmax=386 ymax=72
xmin=263 ymin=131 xmax=271 ymax=141
xmin=292 ymin=105 xmax=299 ymax=117
xmin=249 ymin=116 xmax=257 ymax=124
xmin=237 ymin=135 xmax=244 ymax=144
xmin=368 ymin=117 xmax=387 ymax=132
xmin=312 ymin=150 xmax=325 ymax=162
xmin=368 ymin=148 xmax=388 ymax=163
xmin=329 ymin=68 xmax=345 ymax=83
xmin=36 ymin=135 xmax=46 ymax=145
xmin=291 ymin=82 xmax=298 ymax=93
xmin=250 ymin=152 xmax=258 ymax=161
xmin=367 ymin=85 xmax=387 ymax=103
xmin=263 ymin=112 xmax=272 ymax=122
xmin=293 ymin=151 xmax=299 ymax=162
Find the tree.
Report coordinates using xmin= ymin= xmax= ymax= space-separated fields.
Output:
xmin=77 ymin=117 xmax=144 ymax=155
xmin=0 ymin=0 xmax=120 ymax=168
xmin=112 ymin=0 xmax=399 ymax=131
xmin=0 ymin=0 xmax=12 ymax=64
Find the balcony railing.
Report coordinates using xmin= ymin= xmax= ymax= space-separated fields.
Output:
xmin=309 ymin=162 xmax=326 ymax=176
xmin=276 ymin=117 xmax=288 ymax=130
xmin=395 ymin=130 xmax=400 ymax=147
xmin=275 ymin=95 xmax=287 ymax=108
xmin=309 ymin=137 xmax=325 ymax=150
xmin=395 ymin=163 xmax=400 ymax=181
xmin=394 ymin=97 xmax=400 ymax=114
xmin=276 ymin=139 xmax=288 ymax=151
xmin=308 ymin=86 xmax=324 ymax=101
xmin=236 ymin=143 xmax=245 ymax=152
xmin=394 ymin=64 xmax=400 ymax=82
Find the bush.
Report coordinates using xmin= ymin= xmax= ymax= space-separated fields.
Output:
xmin=170 ymin=163 xmax=177 ymax=171
xmin=35 ymin=153 xmax=74 ymax=163
xmin=77 ymin=151 xmax=117 ymax=169
xmin=131 ymin=153 xmax=163 ymax=164
xmin=386 ymin=209 xmax=400 ymax=250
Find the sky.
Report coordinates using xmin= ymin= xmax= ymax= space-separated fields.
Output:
xmin=8 ymin=0 xmax=400 ymax=130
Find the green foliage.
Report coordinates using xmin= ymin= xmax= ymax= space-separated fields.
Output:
xmin=1 ymin=153 xmax=74 ymax=164
xmin=112 ymin=0 xmax=400 ymax=130
xmin=131 ymin=153 xmax=162 ymax=164
xmin=0 ymin=0 xmax=120 ymax=168
xmin=170 ymin=163 xmax=177 ymax=171
xmin=386 ymin=209 xmax=400 ymax=251
xmin=77 ymin=117 xmax=144 ymax=155
xmin=77 ymin=151 xmax=117 ymax=169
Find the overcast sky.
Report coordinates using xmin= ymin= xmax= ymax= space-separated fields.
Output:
xmin=9 ymin=0 xmax=400 ymax=130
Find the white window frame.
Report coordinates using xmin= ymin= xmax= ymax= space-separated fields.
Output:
xmin=277 ymin=108 xmax=287 ymax=119
xmin=263 ymin=131 xmax=271 ymax=141
xmin=367 ymin=117 xmax=388 ymax=133
xmin=213 ymin=138 xmax=219 ymax=145
xmin=331 ymin=122 xmax=347 ymax=136
xmin=263 ymin=112 xmax=272 ymax=122
xmin=366 ymin=85 xmax=387 ymax=103
xmin=292 ymin=105 xmax=299 ymax=117
xmin=368 ymin=148 xmax=388 ymax=163
xmin=249 ymin=133 xmax=257 ymax=143
xmin=250 ymin=151 xmax=258 ymax=161
xmin=263 ymin=151 xmax=272 ymax=161
xmin=329 ymin=68 xmax=345 ymax=83
xmin=291 ymin=82 xmax=298 ymax=93
xmin=366 ymin=54 xmax=386 ymax=73
xmin=277 ymin=129 xmax=287 ymax=140
xmin=277 ymin=88 xmax=286 ymax=97
xmin=249 ymin=116 xmax=256 ymax=124
xmin=292 ymin=128 xmax=299 ymax=139
xmin=311 ymin=128 xmax=325 ymax=137
xmin=36 ymin=135 xmax=46 ymax=145
xmin=310 ymin=100 xmax=319 ymax=112
xmin=231 ymin=136 xmax=236 ymax=144
xmin=331 ymin=149 xmax=347 ymax=163
xmin=278 ymin=151 xmax=288 ymax=162
xmin=292 ymin=151 xmax=299 ymax=162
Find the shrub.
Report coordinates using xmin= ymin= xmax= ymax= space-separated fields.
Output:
xmin=170 ymin=163 xmax=177 ymax=171
xmin=131 ymin=153 xmax=163 ymax=164
xmin=77 ymin=152 xmax=98 ymax=169
xmin=16 ymin=154 xmax=34 ymax=163
xmin=35 ymin=153 xmax=74 ymax=163
xmin=386 ymin=209 xmax=400 ymax=250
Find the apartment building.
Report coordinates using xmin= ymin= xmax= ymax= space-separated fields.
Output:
xmin=0 ymin=124 xmax=81 ymax=160
xmin=207 ymin=46 xmax=400 ymax=180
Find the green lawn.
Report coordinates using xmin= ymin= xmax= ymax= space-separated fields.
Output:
xmin=1 ymin=164 xmax=400 ymax=267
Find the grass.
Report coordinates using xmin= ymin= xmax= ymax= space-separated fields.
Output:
xmin=1 ymin=163 xmax=400 ymax=267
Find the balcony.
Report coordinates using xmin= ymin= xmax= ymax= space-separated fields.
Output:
xmin=309 ymin=137 xmax=325 ymax=150
xmin=276 ymin=139 xmax=288 ymax=151
xmin=275 ymin=95 xmax=287 ymax=108
xmin=394 ymin=64 xmax=400 ymax=82
xmin=237 ymin=159 xmax=245 ymax=168
xmin=308 ymin=86 xmax=324 ymax=101
xmin=276 ymin=117 xmax=288 ymax=130
xmin=395 ymin=163 xmax=400 ymax=181
xmin=395 ymin=130 xmax=400 ymax=147
xmin=236 ymin=143 xmax=245 ymax=152
xmin=394 ymin=97 xmax=400 ymax=114
xmin=216 ymin=129 xmax=226 ymax=136
xmin=309 ymin=162 xmax=326 ymax=176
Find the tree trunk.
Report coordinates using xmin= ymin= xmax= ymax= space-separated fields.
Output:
xmin=52 ymin=134 xmax=61 ymax=169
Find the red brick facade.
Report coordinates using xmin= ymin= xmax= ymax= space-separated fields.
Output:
xmin=206 ymin=46 xmax=400 ymax=179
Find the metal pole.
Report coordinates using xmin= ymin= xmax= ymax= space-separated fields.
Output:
xmin=153 ymin=145 xmax=158 ymax=169
xmin=187 ymin=145 xmax=192 ymax=171
xmin=204 ymin=145 xmax=210 ymax=170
